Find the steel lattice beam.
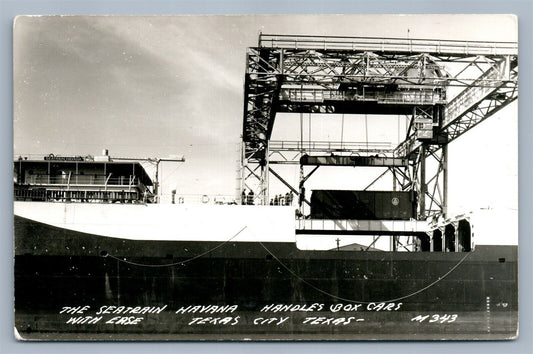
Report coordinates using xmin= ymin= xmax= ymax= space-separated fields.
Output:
xmin=396 ymin=57 xmax=517 ymax=157
xmin=241 ymin=34 xmax=518 ymax=221
xmin=244 ymin=47 xmax=451 ymax=160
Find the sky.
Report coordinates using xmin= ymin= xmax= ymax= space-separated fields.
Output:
xmin=13 ymin=14 xmax=518 ymax=214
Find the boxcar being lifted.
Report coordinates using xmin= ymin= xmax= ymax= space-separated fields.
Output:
xmin=310 ymin=190 xmax=417 ymax=220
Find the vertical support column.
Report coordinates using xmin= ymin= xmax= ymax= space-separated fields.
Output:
xmin=260 ymin=142 xmax=270 ymax=205
xmin=419 ymin=144 xmax=427 ymax=220
xmin=391 ymin=236 xmax=398 ymax=252
xmin=442 ymin=144 xmax=448 ymax=218
xmin=279 ymin=49 xmax=284 ymax=74
xmin=298 ymin=164 xmax=305 ymax=216
xmin=503 ymin=55 xmax=510 ymax=80
xmin=240 ymin=142 xmax=246 ymax=205
xmin=298 ymin=111 xmax=305 ymax=216
xmin=153 ymin=160 xmax=159 ymax=200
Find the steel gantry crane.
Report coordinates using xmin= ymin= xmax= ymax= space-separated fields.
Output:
xmin=241 ymin=34 xmax=518 ymax=226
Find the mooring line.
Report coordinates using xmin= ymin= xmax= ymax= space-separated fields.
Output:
xmin=259 ymin=241 xmax=473 ymax=304
xmin=106 ymin=226 xmax=247 ymax=267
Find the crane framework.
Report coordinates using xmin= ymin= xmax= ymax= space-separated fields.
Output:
xmin=241 ymin=34 xmax=518 ymax=225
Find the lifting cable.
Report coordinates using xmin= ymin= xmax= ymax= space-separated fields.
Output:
xmin=341 ymin=114 xmax=344 ymax=147
xmin=308 ymin=112 xmax=311 ymax=149
xmin=365 ymin=114 xmax=369 ymax=151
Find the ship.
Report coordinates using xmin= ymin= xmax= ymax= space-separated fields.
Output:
xmin=14 ymin=33 xmax=518 ymax=341
xmin=13 ymin=152 xmax=518 ymax=340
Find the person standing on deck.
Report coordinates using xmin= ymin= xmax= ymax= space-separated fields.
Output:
xmin=241 ymin=189 xmax=247 ymax=205
xmin=247 ymin=190 xmax=254 ymax=205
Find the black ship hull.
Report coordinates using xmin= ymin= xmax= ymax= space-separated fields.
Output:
xmin=14 ymin=215 xmax=518 ymax=340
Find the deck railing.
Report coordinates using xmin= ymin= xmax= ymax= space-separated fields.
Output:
xmin=296 ymin=218 xmax=430 ymax=233
xmin=280 ymin=88 xmax=444 ymax=105
xmin=269 ymin=140 xmax=393 ymax=153
xmin=25 ymin=174 xmax=139 ymax=187
xmin=14 ymin=188 xmax=142 ymax=203
xmin=259 ymin=34 xmax=518 ymax=56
